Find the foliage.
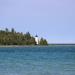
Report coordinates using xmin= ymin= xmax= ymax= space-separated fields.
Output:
xmin=11 ymin=28 xmax=15 ymax=33
xmin=0 ymin=28 xmax=36 ymax=45
xmin=0 ymin=28 xmax=48 ymax=45
xmin=39 ymin=38 xmax=48 ymax=45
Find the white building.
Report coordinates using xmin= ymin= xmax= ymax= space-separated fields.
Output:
xmin=35 ymin=35 xmax=39 ymax=45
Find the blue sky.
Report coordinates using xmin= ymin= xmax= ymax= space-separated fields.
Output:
xmin=0 ymin=0 xmax=75 ymax=43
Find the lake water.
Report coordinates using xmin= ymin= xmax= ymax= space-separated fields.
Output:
xmin=0 ymin=46 xmax=75 ymax=75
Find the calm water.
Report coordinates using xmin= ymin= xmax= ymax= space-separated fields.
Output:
xmin=0 ymin=46 xmax=75 ymax=75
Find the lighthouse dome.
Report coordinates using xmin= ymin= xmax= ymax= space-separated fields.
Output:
xmin=35 ymin=35 xmax=38 ymax=37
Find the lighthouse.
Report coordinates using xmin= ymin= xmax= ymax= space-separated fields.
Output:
xmin=35 ymin=35 xmax=39 ymax=45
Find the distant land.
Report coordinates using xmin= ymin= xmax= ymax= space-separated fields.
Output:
xmin=49 ymin=43 xmax=75 ymax=45
xmin=0 ymin=28 xmax=48 ymax=45
xmin=48 ymin=44 xmax=75 ymax=47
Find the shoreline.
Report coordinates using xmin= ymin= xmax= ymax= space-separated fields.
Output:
xmin=0 ymin=44 xmax=75 ymax=48
xmin=0 ymin=45 xmax=49 ymax=48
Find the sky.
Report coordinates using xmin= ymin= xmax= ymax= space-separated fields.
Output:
xmin=0 ymin=0 xmax=75 ymax=43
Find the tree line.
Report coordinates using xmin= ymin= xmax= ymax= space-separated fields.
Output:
xmin=0 ymin=28 xmax=48 ymax=45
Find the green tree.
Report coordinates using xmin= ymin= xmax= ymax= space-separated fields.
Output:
xmin=11 ymin=28 xmax=15 ymax=33
xmin=0 ymin=28 xmax=48 ymax=45
xmin=39 ymin=38 xmax=48 ymax=45
xmin=5 ymin=28 xmax=9 ymax=32
xmin=25 ymin=32 xmax=31 ymax=40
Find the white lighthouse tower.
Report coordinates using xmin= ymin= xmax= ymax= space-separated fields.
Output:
xmin=35 ymin=35 xmax=39 ymax=45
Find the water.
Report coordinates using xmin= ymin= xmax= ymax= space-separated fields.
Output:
xmin=0 ymin=46 xmax=75 ymax=75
